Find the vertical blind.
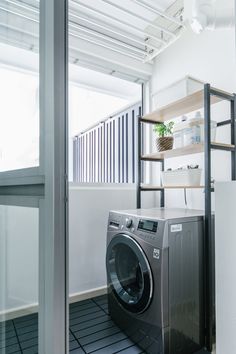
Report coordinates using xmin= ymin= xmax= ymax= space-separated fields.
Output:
xmin=73 ymin=102 xmax=141 ymax=183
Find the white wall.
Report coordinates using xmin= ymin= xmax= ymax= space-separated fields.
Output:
xmin=0 ymin=185 xmax=155 ymax=315
xmin=215 ymin=182 xmax=236 ymax=354
xmin=151 ymin=27 xmax=236 ymax=209
xmin=0 ymin=206 xmax=38 ymax=314
xmin=69 ymin=184 xmax=155 ymax=296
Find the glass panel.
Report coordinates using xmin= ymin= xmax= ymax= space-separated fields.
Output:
xmin=0 ymin=0 xmax=40 ymax=172
xmin=113 ymin=244 xmax=144 ymax=302
xmin=0 ymin=205 xmax=39 ymax=352
xmin=106 ymin=236 xmax=152 ymax=315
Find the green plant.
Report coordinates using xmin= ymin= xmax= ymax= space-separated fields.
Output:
xmin=153 ymin=121 xmax=174 ymax=138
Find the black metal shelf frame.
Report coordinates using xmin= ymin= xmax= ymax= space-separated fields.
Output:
xmin=136 ymin=83 xmax=236 ymax=352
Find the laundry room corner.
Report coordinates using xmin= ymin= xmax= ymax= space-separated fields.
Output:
xmin=0 ymin=0 xmax=236 ymax=354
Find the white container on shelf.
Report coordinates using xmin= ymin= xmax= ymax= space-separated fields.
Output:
xmin=183 ymin=118 xmax=217 ymax=146
xmin=152 ymin=76 xmax=204 ymax=109
xmin=183 ymin=119 xmax=202 ymax=145
xmin=173 ymin=129 xmax=184 ymax=149
xmin=161 ymin=169 xmax=202 ymax=187
xmin=173 ymin=115 xmax=187 ymax=149
xmin=199 ymin=119 xmax=217 ymax=142
xmin=173 ymin=112 xmax=217 ymax=148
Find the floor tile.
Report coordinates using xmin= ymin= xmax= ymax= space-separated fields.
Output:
xmin=70 ymin=300 xmax=94 ymax=310
xmin=16 ymin=324 xmax=38 ymax=336
xmin=83 ymin=332 xmax=127 ymax=353
xmin=69 ymin=348 xmax=84 ymax=354
xmin=0 ymin=295 xmax=209 ymax=354
xmin=70 ymin=310 xmax=105 ymax=327
xmin=116 ymin=345 xmax=144 ymax=354
xmin=18 ymin=330 xmax=38 ymax=342
xmin=1 ymin=330 xmax=17 ymax=340
xmin=20 ymin=337 xmax=38 ymax=350
xmin=14 ymin=314 xmax=37 ymax=324
xmin=0 ymin=335 xmax=18 ymax=349
xmin=4 ymin=343 xmax=21 ymax=354
xmin=73 ymin=320 xmax=115 ymax=340
xmin=14 ymin=318 xmax=37 ymax=330
xmin=79 ymin=326 xmax=121 ymax=346
xmin=70 ymin=314 xmax=111 ymax=332
xmin=0 ymin=321 xmax=14 ymax=333
xmin=22 ymin=345 xmax=38 ymax=354
xmin=70 ymin=307 xmax=101 ymax=320
xmin=69 ymin=340 xmax=80 ymax=351
xmin=90 ymin=338 xmax=137 ymax=354
xmin=70 ymin=304 xmax=98 ymax=316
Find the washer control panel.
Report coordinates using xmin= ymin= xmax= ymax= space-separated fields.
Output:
xmin=108 ymin=212 xmax=165 ymax=248
xmin=137 ymin=219 xmax=158 ymax=233
xmin=125 ymin=218 xmax=133 ymax=229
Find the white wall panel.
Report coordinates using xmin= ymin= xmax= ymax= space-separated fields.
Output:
xmin=215 ymin=182 xmax=236 ymax=354
xmin=0 ymin=184 xmax=155 ymax=315
xmin=69 ymin=183 xmax=155 ymax=295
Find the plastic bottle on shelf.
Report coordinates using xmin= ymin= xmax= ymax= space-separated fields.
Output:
xmin=172 ymin=115 xmax=187 ymax=149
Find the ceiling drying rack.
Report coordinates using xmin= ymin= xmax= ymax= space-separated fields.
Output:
xmin=136 ymin=83 xmax=236 ymax=352
xmin=0 ymin=0 xmax=184 ymax=82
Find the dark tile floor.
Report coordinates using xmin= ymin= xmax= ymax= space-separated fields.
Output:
xmin=0 ymin=295 xmax=210 ymax=354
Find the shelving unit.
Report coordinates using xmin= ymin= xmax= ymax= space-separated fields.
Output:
xmin=137 ymin=84 xmax=236 ymax=352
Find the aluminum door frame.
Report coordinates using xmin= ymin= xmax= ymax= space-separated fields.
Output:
xmin=0 ymin=0 xmax=68 ymax=353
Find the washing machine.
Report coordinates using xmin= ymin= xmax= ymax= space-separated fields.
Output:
xmin=106 ymin=208 xmax=205 ymax=354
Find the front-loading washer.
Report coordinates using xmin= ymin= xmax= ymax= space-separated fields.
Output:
xmin=106 ymin=208 xmax=205 ymax=354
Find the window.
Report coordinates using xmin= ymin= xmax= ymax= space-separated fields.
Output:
xmin=0 ymin=66 xmax=39 ymax=172
xmin=73 ymin=102 xmax=141 ymax=183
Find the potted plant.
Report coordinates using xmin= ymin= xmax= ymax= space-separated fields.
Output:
xmin=154 ymin=121 xmax=174 ymax=152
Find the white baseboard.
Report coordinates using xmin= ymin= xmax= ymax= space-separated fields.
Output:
xmin=69 ymin=286 xmax=107 ymax=304
xmin=0 ymin=286 xmax=107 ymax=322
xmin=0 ymin=302 xmax=38 ymax=322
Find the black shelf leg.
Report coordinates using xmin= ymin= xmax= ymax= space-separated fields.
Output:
xmin=137 ymin=116 xmax=142 ymax=208
xmin=160 ymin=160 xmax=165 ymax=207
xmin=204 ymin=84 xmax=214 ymax=352
xmin=231 ymin=95 xmax=236 ymax=180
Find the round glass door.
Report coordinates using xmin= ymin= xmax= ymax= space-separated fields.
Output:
xmin=106 ymin=234 xmax=153 ymax=313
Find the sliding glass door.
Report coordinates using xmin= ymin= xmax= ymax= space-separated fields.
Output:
xmin=0 ymin=0 xmax=68 ymax=353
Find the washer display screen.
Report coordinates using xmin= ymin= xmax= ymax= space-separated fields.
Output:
xmin=138 ymin=220 xmax=158 ymax=233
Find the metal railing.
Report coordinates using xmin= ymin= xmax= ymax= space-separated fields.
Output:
xmin=73 ymin=102 xmax=141 ymax=183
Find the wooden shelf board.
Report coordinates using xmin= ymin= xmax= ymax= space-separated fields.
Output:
xmin=141 ymin=142 xmax=235 ymax=160
xmin=142 ymin=89 xmax=222 ymax=123
xmin=142 ymin=144 xmax=204 ymax=160
xmin=211 ymin=142 xmax=235 ymax=149
xmin=141 ymin=184 xmax=205 ymax=190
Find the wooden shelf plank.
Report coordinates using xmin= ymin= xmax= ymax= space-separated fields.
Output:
xmin=142 ymin=89 xmax=222 ymax=123
xmin=141 ymin=184 xmax=205 ymax=190
xmin=211 ymin=142 xmax=235 ymax=151
xmin=142 ymin=144 xmax=204 ymax=160
xmin=141 ymin=142 xmax=235 ymax=160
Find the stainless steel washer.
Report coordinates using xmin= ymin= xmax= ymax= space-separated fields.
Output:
xmin=106 ymin=208 xmax=205 ymax=354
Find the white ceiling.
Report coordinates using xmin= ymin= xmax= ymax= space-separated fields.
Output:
xmin=152 ymin=0 xmax=180 ymax=10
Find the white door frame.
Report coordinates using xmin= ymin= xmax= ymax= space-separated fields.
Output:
xmin=39 ymin=0 xmax=68 ymax=352
xmin=0 ymin=0 xmax=69 ymax=353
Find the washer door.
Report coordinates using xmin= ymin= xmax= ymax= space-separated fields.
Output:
xmin=106 ymin=234 xmax=153 ymax=313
